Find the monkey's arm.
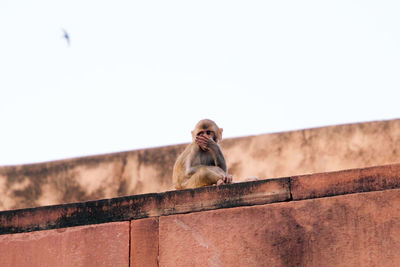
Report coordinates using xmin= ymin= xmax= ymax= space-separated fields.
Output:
xmin=196 ymin=136 xmax=227 ymax=172
xmin=210 ymin=145 xmax=227 ymax=172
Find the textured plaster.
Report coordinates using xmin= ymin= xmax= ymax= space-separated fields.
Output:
xmin=1 ymin=119 xmax=400 ymax=210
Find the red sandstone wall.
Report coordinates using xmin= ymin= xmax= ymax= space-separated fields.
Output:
xmin=158 ymin=189 xmax=400 ymax=266
xmin=1 ymin=164 xmax=400 ymax=267
xmin=0 ymin=222 xmax=129 ymax=267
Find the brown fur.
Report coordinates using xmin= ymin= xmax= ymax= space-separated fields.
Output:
xmin=173 ymin=119 xmax=232 ymax=189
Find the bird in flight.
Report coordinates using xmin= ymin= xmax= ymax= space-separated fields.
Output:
xmin=62 ymin=29 xmax=70 ymax=46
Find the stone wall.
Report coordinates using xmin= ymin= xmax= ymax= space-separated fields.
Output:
xmin=1 ymin=164 xmax=400 ymax=266
xmin=1 ymin=119 xmax=400 ymax=210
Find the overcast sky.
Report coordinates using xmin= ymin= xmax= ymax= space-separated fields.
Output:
xmin=1 ymin=0 xmax=399 ymax=166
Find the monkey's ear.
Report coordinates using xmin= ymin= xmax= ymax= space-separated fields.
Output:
xmin=218 ymin=128 xmax=223 ymax=141
xmin=191 ymin=130 xmax=196 ymax=142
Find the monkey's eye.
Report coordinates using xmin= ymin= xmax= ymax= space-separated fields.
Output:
xmin=206 ymin=131 xmax=211 ymax=135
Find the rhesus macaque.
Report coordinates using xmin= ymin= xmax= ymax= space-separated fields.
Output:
xmin=173 ymin=119 xmax=233 ymax=189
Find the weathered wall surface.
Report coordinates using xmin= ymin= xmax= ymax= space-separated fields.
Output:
xmin=0 ymin=146 xmax=182 ymax=211
xmin=224 ymin=118 xmax=400 ymax=179
xmin=0 ymin=222 xmax=129 ymax=267
xmin=159 ymin=189 xmax=400 ymax=267
xmin=1 ymin=164 xmax=400 ymax=267
xmin=1 ymin=119 xmax=400 ymax=210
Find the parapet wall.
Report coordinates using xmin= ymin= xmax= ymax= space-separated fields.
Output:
xmin=1 ymin=163 xmax=400 ymax=266
xmin=1 ymin=119 xmax=400 ymax=211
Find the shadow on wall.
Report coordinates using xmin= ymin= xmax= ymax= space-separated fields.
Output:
xmin=1 ymin=119 xmax=400 ymax=210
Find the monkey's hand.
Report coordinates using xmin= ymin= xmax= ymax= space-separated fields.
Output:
xmin=216 ymin=174 xmax=233 ymax=185
xmin=196 ymin=135 xmax=217 ymax=152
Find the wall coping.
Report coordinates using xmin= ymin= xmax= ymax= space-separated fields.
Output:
xmin=1 ymin=163 xmax=400 ymax=235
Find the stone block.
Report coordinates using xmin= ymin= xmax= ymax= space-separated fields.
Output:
xmin=291 ymin=164 xmax=400 ymax=200
xmin=0 ymin=221 xmax=129 ymax=267
xmin=159 ymin=188 xmax=400 ymax=267
xmin=131 ymin=217 xmax=159 ymax=267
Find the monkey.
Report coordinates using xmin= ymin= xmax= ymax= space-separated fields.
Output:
xmin=172 ymin=119 xmax=233 ymax=189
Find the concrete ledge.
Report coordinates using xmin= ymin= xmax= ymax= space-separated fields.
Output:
xmin=1 ymin=163 xmax=400 ymax=235
xmin=292 ymin=163 xmax=400 ymax=200
xmin=0 ymin=178 xmax=290 ymax=235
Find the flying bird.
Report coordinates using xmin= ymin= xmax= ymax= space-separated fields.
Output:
xmin=62 ymin=29 xmax=70 ymax=46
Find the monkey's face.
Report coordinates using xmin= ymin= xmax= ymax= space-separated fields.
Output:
xmin=196 ymin=129 xmax=216 ymax=141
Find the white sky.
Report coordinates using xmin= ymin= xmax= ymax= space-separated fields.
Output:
xmin=1 ymin=0 xmax=399 ymax=166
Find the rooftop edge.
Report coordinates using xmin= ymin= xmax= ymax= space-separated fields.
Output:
xmin=1 ymin=162 xmax=400 ymax=235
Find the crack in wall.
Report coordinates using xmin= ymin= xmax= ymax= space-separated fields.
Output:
xmin=174 ymin=218 xmax=222 ymax=267
xmin=129 ymin=221 xmax=132 ymax=267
